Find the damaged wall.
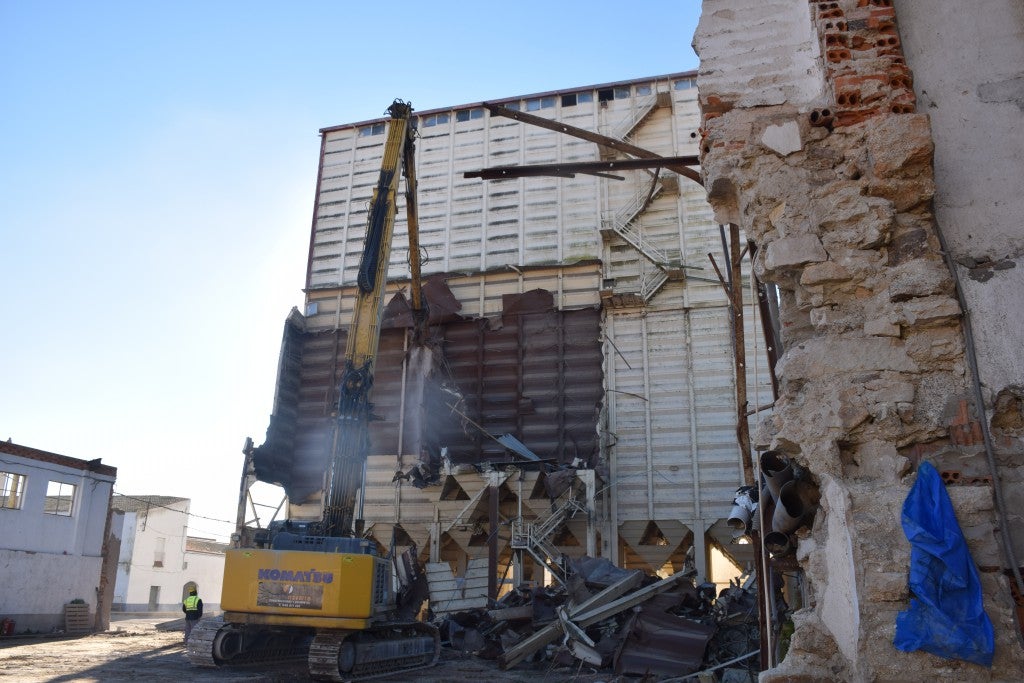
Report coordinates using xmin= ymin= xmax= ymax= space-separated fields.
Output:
xmin=694 ymin=0 xmax=1024 ymax=680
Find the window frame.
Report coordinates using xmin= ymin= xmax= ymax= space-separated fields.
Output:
xmin=422 ymin=112 xmax=451 ymax=128
xmin=44 ymin=480 xmax=76 ymax=517
xmin=358 ymin=122 xmax=385 ymax=136
xmin=0 ymin=471 xmax=27 ymax=510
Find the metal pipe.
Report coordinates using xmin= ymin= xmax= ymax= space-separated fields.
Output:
xmin=771 ymin=485 xmax=805 ymax=534
xmin=764 ymin=531 xmax=794 ymax=557
xmin=932 ymin=213 xmax=1024 ymax=602
xmin=488 ymin=477 xmax=499 ymax=600
xmin=666 ymin=650 xmax=759 ymax=682
xmin=761 ymin=451 xmax=794 ymax=502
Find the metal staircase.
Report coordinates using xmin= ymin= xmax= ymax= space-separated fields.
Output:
xmin=602 ymin=183 xmax=670 ymax=265
xmin=510 ymin=494 xmax=587 ymax=586
xmin=597 ymin=89 xmax=684 ymax=303
xmin=601 ymin=181 xmax=686 ymax=301
xmin=599 ymin=91 xmax=671 ymax=157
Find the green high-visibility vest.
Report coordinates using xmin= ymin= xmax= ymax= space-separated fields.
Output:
xmin=184 ymin=595 xmax=200 ymax=610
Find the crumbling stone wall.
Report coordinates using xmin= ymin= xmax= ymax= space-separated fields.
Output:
xmin=695 ymin=1 xmax=1024 ymax=680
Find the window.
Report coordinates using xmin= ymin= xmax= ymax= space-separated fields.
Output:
xmin=525 ymin=96 xmax=555 ymax=112
xmin=421 ymin=112 xmax=450 ymax=127
xmin=636 ymin=84 xmax=652 ymax=96
xmin=600 ymin=87 xmax=633 ymax=102
xmin=44 ymin=480 xmax=76 ymax=516
xmin=503 ymin=102 xmax=520 ymax=111
xmin=561 ymin=92 xmax=594 ymax=107
xmin=455 ymin=108 xmax=484 ymax=122
xmin=154 ymin=537 xmax=166 ymax=568
xmin=358 ymin=122 xmax=385 ymax=136
xmin=0 ymin=471 xmax=26 ymax=509
xmin=674 ymin=77 xmax=698 ymax=90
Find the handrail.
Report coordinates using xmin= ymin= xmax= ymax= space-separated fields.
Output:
xmin=603 ymin=91 xmax=660 ymax=141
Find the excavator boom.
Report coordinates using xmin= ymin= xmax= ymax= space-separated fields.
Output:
xmin=321 ymin=99 xmax=417 ymax=538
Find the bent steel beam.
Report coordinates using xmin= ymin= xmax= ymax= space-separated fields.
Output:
xmin=480 ymin=103 xmax=704 ymax=186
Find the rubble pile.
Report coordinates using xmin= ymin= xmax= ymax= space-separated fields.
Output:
xmin=428 ymin=556 xmax=759 ymax=681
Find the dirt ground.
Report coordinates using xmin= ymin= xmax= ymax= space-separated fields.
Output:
xmin=0 ymin=616 xmax=617 ymax=683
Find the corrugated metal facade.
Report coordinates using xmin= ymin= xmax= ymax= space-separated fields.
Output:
xmin=263 ymin=72 xmax=774 ymax=573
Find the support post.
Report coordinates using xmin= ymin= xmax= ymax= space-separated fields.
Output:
xmin=488 ymin=474 xmax=500 ymax=600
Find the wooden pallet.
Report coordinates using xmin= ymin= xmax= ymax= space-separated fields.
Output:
xmin=64 ymin=603 xmax=91 ymax=634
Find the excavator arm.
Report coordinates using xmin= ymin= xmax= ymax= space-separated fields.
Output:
xmin=320 ymin=99 xmax=426 ymax=538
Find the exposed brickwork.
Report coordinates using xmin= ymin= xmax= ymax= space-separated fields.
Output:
xmin=809 ymin=0 xmax=917 ymax=127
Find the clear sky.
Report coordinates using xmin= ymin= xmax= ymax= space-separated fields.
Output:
xmin=0 ymin=1 xmax=700 ymax=542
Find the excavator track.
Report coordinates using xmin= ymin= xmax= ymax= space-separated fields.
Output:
xmin=308 ymin=622 xmax=440 ymax=682
xmin=185 ymin=617 xmax=312 ymax=668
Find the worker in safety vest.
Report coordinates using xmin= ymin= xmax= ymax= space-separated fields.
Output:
xmin=182 ymin=587 xmax=203 ymax=644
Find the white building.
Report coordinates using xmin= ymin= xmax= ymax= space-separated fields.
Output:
xmin=0 ymin=440 xmax=117 ymax=633
xmin=111 ymin=495 xmax=225 ymax=612
xmin=253 ymin=71 xmax=772 ymax=580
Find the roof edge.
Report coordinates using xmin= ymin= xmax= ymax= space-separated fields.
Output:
xmin=319 ymin=70 xmax=699 ymax=134
xmin=0 ymin=440 xmax=117 ymax=478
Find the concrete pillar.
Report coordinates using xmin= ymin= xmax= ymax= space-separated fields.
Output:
xmin=690 ymin=520 xmax=707 ymax=582
xmin=578 ymin=469 xmax=597 ymax=557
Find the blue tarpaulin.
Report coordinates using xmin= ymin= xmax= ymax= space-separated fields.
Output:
xmin=894 ymin=461 xmax=994 ymax=667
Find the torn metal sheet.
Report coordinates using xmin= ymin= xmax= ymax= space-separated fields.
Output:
xmin=496 ymin=434 xmax=541 ymax=461
xmin=614 ymin=607 xmax=715 ymax=678
xmin=571 ymin=555 xmax=643 ymax=588
xmin=567 ymin=639 xmax=603 ymax=666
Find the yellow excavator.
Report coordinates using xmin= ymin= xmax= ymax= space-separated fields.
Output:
xmin=187 ymin=100 xmax=438 ymax=681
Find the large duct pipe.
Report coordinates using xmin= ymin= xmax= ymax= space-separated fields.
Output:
xmin=771 ymin=480 xmax=821 ymax=534
xmin=764 ymin=531 xmax=794 ymax=557
xmin=728 ymin=503 xmax=751 ymax=530
xmin=727 ymin=487 xmax=758 ymax=530
xmin=761 ymin=451 xmax=793 ymax=502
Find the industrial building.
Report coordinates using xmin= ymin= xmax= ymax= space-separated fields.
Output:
xmin=249 ymin=71 xmax=774 ymax=584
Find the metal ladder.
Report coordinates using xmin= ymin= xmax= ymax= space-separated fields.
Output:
xmin=510 ymin=494 xmax=587 ymax=586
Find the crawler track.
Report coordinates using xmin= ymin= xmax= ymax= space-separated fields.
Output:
xmin=308 ymin=622 xmax=440 ymax=682
xmin=186 ymin=617 xmax=439 ymax=681
xmin=185 ymin=617 xmax=311 ymax=668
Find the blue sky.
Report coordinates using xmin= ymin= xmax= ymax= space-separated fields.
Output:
xmin=0 ymin=1 xmax=700 ymax=541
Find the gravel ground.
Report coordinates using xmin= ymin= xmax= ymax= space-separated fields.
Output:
xmin=0 ymin=616 xmax=618 ymax=682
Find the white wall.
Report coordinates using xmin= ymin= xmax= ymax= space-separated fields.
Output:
xmin=895 ymin=0 xmax=1024 ymax=394
xmin=0 ymin=551 xmax=104 ymax=633
xmin=183 ymin=550 xmax=224 ymax=610
xmin=113 ymin=503 xmax=190 ymax=611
